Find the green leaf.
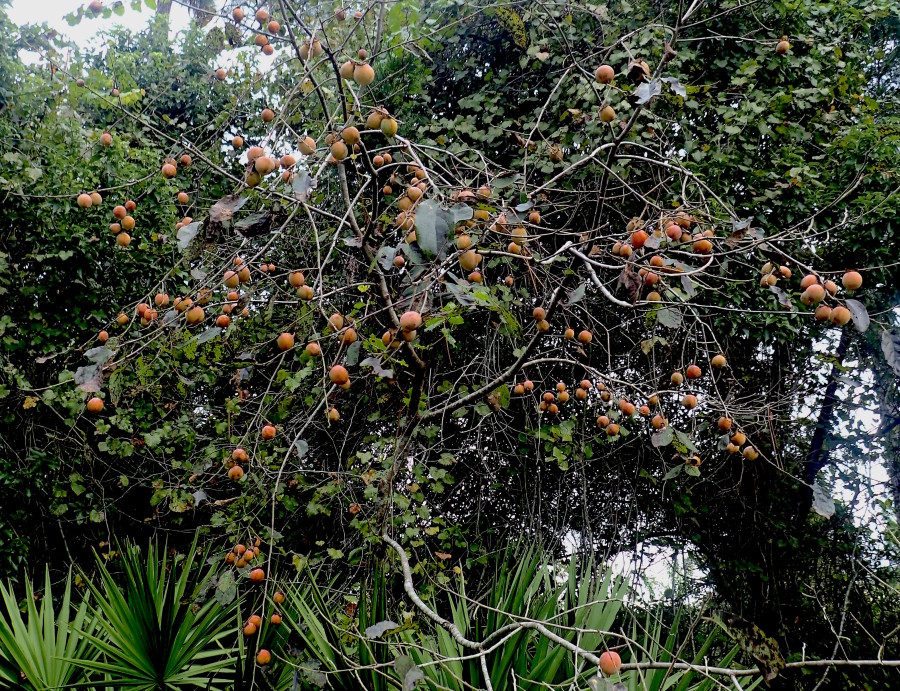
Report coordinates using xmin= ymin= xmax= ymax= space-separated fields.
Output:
xmin=845 ymin=299 xmax=869 ymax=333
xmin=346 ymin=340 xmax=361 ymax=366
xmin=674 ymin=429 xmax=698 ymax=453
xmin=651 ymin=426 xmax=674 ymax=447
xmin=567 ymin=283 xmax=587 ymax=305
xmin=657 ymin=307 xmax=682 ymax=328
xmin=365 ymin=620 xmax=399 ymax=639
xmin=663 ymin=464 xmax=683 ymax=480
xmin=176 ymin=221 xmax=201 ymax=252
xmin=215 ymin=571 xmax=236 ymax=605
xmin=415 ymin=200 xmax=451 ymax=257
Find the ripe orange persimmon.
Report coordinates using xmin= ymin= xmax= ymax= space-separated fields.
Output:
xmin=186 ymin=306 xmax=204 ymax=324
xmin=277 ymin=333 xmax=295 ymax=351
xmin=249 ymin=568 xmax=265 ymax=582
xmin=261 ymin=425 xmax=276 ymax=440
xmin=87 ymin=397 xmax=104 ymax=413
xmin=400 ymin=311 xmax=422 ymax=332
xmin=842 ymin=271 xmax=862 ymax=291
xmin=618 ymin=400 xmax=636 ymax=416
xmin=256 ymin=649 xmax=271 ymax=665
xmin=595 ymin=64 xmax=615 ymax=84
xmin=599 ymin=651 xmax=622 ymax=676
xmin=829 ymin=305 xmax=852 ymax=326
xmin=228 ymin=466 xmax=244 ymax=481
xmin=329 ymin=365 xmax=349 ymax=385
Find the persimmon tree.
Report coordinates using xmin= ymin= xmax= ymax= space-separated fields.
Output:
xmin=2 ymin=0 xmax=900 ymax=687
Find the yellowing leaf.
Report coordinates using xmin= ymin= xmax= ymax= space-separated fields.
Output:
xmin=23 ymin=396 xmax=38 ymax=409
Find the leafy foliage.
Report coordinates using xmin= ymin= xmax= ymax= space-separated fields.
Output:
xmin=0 ymin=0 xmax=899 ymax=688
xmin=75 ymin=538 xmax=239 ymax=689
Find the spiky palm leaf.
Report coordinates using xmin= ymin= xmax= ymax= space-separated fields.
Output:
xmin=74 ymin=536 xmax=240 ymax=690
xmin=0 ymin=568 xmax=97 ymax=690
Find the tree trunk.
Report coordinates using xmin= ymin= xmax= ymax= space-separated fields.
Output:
xmin=799 ymin=328 xmax=852 ymax=514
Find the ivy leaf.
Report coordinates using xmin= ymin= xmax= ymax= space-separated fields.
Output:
xmin=845 ymin=299 xmax=869 ymax=333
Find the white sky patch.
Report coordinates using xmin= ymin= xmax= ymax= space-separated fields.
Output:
xmin=8 ymin=0 xmax=192 ymax=47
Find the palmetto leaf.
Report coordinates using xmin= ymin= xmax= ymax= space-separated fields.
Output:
xmin=0 ymin=568 xmax=98 ymax=690
xmin=73 ymin=536 xmax=240 ymax=690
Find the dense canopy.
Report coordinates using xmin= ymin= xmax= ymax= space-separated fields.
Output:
xmin=1 ymin=0 xmax=899 ymax=689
